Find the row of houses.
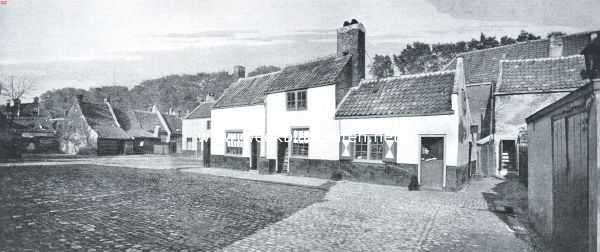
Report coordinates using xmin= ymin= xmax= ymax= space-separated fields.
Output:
xmin=57 ymin=95 xmax=183 ymax=156
xmin=183 ymin=20 xmax=473 ymax=191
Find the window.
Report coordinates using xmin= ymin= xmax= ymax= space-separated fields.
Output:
xmin=354 ymin=135 xmax=384 ymax=161
xmin=186 ymin=138 xmax=193 ymax=149
xmin=225 ymin=131 xmax=243 ymax=155
xmin=206 ymin=120 xmax=211 ymax=130
xmin=286 ymin=90 xmax=307 ymax=111
xmin=291 ymin=128 xmax=309 ymax=156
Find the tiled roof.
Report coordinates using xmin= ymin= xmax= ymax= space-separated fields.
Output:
xmin=132 ymin=111 xmax=162 ymax=132
xmin=79 ymin=101 xmax=131 ymax=139
xmin=447 ymin=31 xmax=597 ymax=85
xmin=466 ymin=84 xmax=491 ymax=127
xmin=161 ymin=113 xmax=182 ymax=133
xmin=497 ymin=55 xmax=588 ymax=94
xmin=185 ymin=102 xmax=213 ymax=119
xmin=447 ymin=39 xmax=550 ymax=85
xmin=265 ymin=55 xmax=351 ymax=93
xmin=113 ymin=108 xmax=156 ymax=138
xmin=336 ymin=71 xmax=455 ymax=118
xmin=213 ymin=72 xmax=280 ymax=109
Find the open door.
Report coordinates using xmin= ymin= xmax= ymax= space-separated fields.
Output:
xmin=203 ymin=138 xmax=211 ymax=167
xmin=276 ymin=138 xmax=289 ymax=173
xmin=251 ymin=137 xmax=260 ymax=170
xmin=420 ymin=136 xmax=445 ymax=190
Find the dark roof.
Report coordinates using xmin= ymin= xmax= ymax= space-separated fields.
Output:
xmin=113 ymin=108 xmax=156 ymax=138
xmin=448 ymin=39 xmax=550 ymax=85
xmin=497 ymin=55 xmax=588 ymax=94
xmin=185 ymin=102 xmax=213 ymax=119
xmin=447 ymin=31 xmax=598 ymax=85
xmin=466 ymin=84 xmax=491 ymax=126
xmin=336 ymin=71 xmax=455 ymax=118
xmin=266 ymin=55 xmax=351 ymax=93
xmin=213 ymin=72 xmax=280 ymax=109
xmin=78 ymin=101 xmax=131 ymax=139
xmin=132 ymin=111 xmax=163 ymax=132
xmin=161 ymin=113 xmax=182 ymax=133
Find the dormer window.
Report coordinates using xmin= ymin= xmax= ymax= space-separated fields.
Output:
xmin=286 ymin=90 xmax=307 ymax=111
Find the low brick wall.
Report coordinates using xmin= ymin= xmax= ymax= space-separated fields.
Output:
xmin=210 ymin=155 xmax=249 ymax=171
xmin=288 ymin=158 xmax=338 ymax=179
xmin=340 ymin=161 xmax=417 ymax=186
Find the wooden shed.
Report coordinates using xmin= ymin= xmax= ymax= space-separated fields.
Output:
xmin=526 ymin=79 xmax=600 ymax=251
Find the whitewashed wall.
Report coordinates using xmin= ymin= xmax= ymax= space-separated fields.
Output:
xmin=339 ymin=95 xmax=460 ymax=166
xmin=182 ymin=117 xmax=210 ymax=151
xmin=211 ymin=105 xmax=265 ymax=157
xmin=265 ymin=85 xmax=339 ymax=160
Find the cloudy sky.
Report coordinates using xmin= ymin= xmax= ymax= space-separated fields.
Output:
xmin=0 ymin=0 xmax=597 ymax=98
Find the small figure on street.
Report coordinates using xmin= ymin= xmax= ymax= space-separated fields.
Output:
xmin=408 ymin=175 xmax=419 ymax=191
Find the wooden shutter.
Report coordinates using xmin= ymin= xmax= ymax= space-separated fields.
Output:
xmin=383 ymin=136 xmax=397 ymax=163
xmin=339 ymin=136 xmax=354 ymax=160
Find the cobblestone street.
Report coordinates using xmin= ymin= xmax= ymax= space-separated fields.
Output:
xmin=0 ymin=159 xmax=534 ymax=251
xmin=0 ymin=164 xmax=327 ymax=251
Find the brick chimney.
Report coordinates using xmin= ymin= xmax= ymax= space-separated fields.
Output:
xmin=76 ymin=94 xmax=83 ymax=102
xmin=233 ymin=65 xmax=246 ymax=79
xmin=151 ymin=105 xmax=158 ymax=113
xmin=548 ymin=32 xmax=564 ymax=57
xmin=337 ymin=19 xmax=366 ymax=87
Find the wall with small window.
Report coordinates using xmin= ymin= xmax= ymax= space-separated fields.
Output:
xmin=339 ymin=95 xmax=460 ymax=166
xmin=265 ymin=85 xmax=339 ymax=160
xmin=182 ymin=117 xmax=210 ymax=151
xmin=211 ymin=105 xmax=265 ymax=157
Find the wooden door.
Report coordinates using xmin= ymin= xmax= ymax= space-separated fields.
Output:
xmin=420 ymin=137 xmax=444 ymax=190
xmin=251 ymin=138 xmax=260 ymax=170
xmin=277 ymin=138 xmax=288 ymax=173
xmin=552 ymin=110 xmax=590 ymax=252
xmin=203 ymin=139 xmax=211 ymax=167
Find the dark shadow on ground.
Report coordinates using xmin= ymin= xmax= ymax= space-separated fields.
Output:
xmin=481 ymin=174 xmax=547 ymax=251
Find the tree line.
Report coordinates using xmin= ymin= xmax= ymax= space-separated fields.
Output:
xmin=368 ymin=30 xmax=560 ymax=79
xmin=34 ymin=65 xmax=281 ymax=118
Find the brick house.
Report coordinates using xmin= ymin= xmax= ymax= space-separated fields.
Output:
xmin=59 ymin=95 xmax=133 ymax=155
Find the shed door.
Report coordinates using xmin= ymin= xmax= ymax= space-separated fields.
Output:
xmin=552 ymin=110 xmax=590 ymax=252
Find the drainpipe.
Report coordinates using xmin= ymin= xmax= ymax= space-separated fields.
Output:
xmin=263 ymin=100 xmax=268 ymax=172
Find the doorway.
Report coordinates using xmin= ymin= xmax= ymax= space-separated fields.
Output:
xmin=276 ymin=138 xmax=289 ymax=173
xmin=251 ymin=137 xmax=260 ymax=170
xmin=420 ymin=136 xmax=445 ymax=190
xmin=500 ymin=140 xmax=517 ymax=172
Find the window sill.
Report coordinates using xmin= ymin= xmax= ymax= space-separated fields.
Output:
xmin=352 ymin=159 xmax=384 ymax=164
xmin=290 ymin=155 xmax=309 ymax=159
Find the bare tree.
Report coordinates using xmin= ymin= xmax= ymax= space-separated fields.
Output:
xmin=0 ymin=74 xmax=37 ymax=100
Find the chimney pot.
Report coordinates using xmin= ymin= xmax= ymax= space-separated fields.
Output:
xmin=337 ymin=20 xmax=366 ymax=87
xmin=233 ymin=65 xmax=246 ymax=79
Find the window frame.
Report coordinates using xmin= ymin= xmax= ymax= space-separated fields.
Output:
xmin=206 ymin=120 xmax=211 ymax=130
xmin=353 ymin=134 xmax=385 ymax=162
xmin=225 ymin=130 xmax=244 ymax=156
xmin=291 ymin=127 xmax=309 ymax=157
xmin=286 ymin=89 xmax=308 ymax=111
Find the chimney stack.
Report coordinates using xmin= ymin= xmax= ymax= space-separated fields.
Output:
xmin=151 ymin=105 xmax=158 ymax=113
xmin=548 ymin=32 xmax=564 ymax=57
xmin=233 ymin=65 xmax=246 ymax=79
xmin=33 ymin=97 xmax=40 ymax=118
xmin=337 ymin=19 xmax=366 ymax=87
xmin=76 ymin=94 xmax=83 ymax=102
xmin=205 ymin=93 xmax=216 ymax=103
xmin=104 ymin=96 xmax=111 ymax=103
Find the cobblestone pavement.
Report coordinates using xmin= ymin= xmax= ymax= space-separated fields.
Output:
xmin=224 ymin=178 xmax=533 ymax=252
xmin=0 ymin=164 xmax=327 ymax=251
xmin=0 ymin=155 xmax=205 ymax=170
xmin=182 ymin=168 xmax=328 ymax=188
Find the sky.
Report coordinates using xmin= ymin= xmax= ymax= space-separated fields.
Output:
xmin=0 ymin=0 xmax=596 ymax=99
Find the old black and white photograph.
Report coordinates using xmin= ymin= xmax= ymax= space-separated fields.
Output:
xmin=1 ymin=0 xmax=599 ymax=251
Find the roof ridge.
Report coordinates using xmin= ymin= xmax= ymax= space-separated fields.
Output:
xmin=360 ymin=70 xmax=455 ymax=84
xmin=561 ymin=30 xmax=600 ymax=38
xmin=282 ymin=54 xmax=340 ymax=68
xmin=499 ymin=54 xmax=584 ymax=64
xmin=456 ymin=38 xmax=549 ymax=56
xmin=238 ymin=71 xmax=281 ymax=81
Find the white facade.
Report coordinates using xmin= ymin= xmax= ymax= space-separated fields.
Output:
xmin=211 ymin=105 xmax=265 ymax=158
xmin=182 ymin=117 xmax=210 ymax=151
xmin=339 ymin=95 xmax=460 ymax=166
xmin=265 ymin=85 xmax=339 ymax=161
